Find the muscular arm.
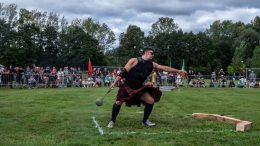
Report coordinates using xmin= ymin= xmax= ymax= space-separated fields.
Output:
xmin=110 ymin=58 xmax=137 ymax=88
xmin=153 ymin=62 xmax=187 ymax=74
xmin=124 ymin=58 xmax=137 ymax=72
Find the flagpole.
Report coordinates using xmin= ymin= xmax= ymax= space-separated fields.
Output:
xmin=181 ymin=59 xmax=188 ymax=88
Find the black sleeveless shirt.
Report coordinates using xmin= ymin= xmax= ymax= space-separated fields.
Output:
xmin=125 ymin=57 xmax=153 ymax=89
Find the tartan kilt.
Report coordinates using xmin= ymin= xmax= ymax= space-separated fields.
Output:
xmin=116 ymin=83 xmax=162 ymax=107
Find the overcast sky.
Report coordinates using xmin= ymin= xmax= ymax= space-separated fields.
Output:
xmin=2 ymin=0 xmax=260 ymax=38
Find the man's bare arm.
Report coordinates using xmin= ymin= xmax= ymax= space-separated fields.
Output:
xmin=110 ymin=58 xmax=137 ymax=88
xmin=153 ymin=62 xmax=187 ymax=74
xmin=124 ymin=58 xmax=137 ymax=72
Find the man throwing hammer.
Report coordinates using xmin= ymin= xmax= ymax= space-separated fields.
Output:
xmin=107 ymin=47 xmax=187 ymax=128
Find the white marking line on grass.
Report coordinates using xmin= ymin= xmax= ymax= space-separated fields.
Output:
xmin=92 ymin=116 xmax=104 ymax=135
xmin=107 ymin=129 xmax=235 ymax=135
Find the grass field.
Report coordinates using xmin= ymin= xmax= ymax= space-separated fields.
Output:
xmin=0 ymin=87 xmax=260 ymax=146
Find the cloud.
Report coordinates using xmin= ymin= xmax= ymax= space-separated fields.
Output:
xmin=1 ymin=0 xmax=260 ymax=38
xmin=176 ymin=7 xmax=260 ymax=32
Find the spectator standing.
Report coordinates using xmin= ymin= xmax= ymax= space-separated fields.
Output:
xmin=57 ymin=68 xmax=64 ymax=87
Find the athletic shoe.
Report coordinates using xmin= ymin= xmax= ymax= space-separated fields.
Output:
xmin=107 ymin=121 xmax=114 ymax=128
xmin=143 ymin=120 xmax=156 ymax=126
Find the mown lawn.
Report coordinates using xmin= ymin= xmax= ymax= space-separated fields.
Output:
xmin=0 ymin=87 xmax=259 ymax=146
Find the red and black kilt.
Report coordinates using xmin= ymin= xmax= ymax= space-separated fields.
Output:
xmin=116 ymin=83 xmax=162 ymax=107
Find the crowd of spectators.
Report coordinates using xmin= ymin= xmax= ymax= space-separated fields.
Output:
xmin=0 ymin=64 xmax=118 ymax=89
xmin=205 ymin=68 xmax=258 ymax=88
xmin=0 ymin=64 xmax=259 ymax=89
xmin=152 ymin=68 xmax=259 ymax=88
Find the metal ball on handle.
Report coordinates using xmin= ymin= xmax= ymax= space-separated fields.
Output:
xmin=95 ymin=87 xmax=113 ymax=106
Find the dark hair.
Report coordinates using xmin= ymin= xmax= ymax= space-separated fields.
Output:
xmin=142 ymin=47 xmax=154 ymax=55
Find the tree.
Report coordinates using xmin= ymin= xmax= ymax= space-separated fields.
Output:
xmin=227 ymin=65 xmax=234 ymax=75
xmin=39 ymin=12 xmax=59 ymax=66
xmin=231 ymin=41 xmax=246 ymax=74
xmin=82 ymin=18 xmax=115 ymax=51
xmin=58 ymin=24 xmax=103 ymax=67
xmin=152 ymin=32 xmax=172 ymax=66
xmin=251 ymin=16 xmax=260 ymax=33
xmin=251 ymin=45 xmax=260 ymax=77
xmin=191 ymin=32 xmax=213 ymax=73
xmin=149 ymin=17 xmax=178 ymax=37
xmin=0 ymin=3 xmax=19 ymax=65
xmin=206 ymin=20 xmax=246 ymax=72
xmin=117 ymin=25 xmax=145 ymax=64
xmin=206 ymin=20 xmax=243 ymax=40
xmin=237 ymin=28 xmax=260 ymax=60
xmin=251 ymin=45 xmax=260 ymax=68
xmin=13 ymin=8 xmax=43 ymax=66
xmin=2 ymin=3 xmax=18 ymax=26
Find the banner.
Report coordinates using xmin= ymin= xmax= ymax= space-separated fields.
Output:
xmin=88 ymin=58 xmax=93 ymax=77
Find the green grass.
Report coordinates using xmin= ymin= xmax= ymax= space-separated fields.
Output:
xmin=0 ymin=87 xmax=260 ymax=146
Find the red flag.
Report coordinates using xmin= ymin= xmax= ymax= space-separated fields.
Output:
xmin=88 ymin=58 xmax=93 ymax=77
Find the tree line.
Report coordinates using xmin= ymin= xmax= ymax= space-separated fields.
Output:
xmin=0 ymin=3 xmax=260 ymax=74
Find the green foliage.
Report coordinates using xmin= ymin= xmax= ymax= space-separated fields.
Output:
xmin=0 ymin=3 xmax=260 ymax=73
xmin=0 ymin=19 xmax=14 ymax=51
xmin=227 ymin=65 xmax=234 ymax=75
xmin=58 ymin=25 xmax=102 ymax=67
xmin=149 ymin=17 xmax=178 ymax=37
xmin=82 ymin=18 xmax=116 ymax=51
xmin=40 ymin=24 xmax=59 ymax=66
xmin=113 ymin=25 xmax=145 ymax=66
xmin=251 ymin=16 xmax=260 ymax=33
xmin=0 ymin=47 xmax=21 ymax=65
xmin=153 ymin=30 xmax=214 ymax=71
xmin=0 ymin=4 xmax=107 ymax=67
xmin=231 ymin=41 xmax=246 ymax=73
xmin=206 ymin=20 xmax=245 ymax=72
xmin=153 ymin=32 xmax=172 ymax=66
xmin=237 ymin=28 xmax=260 ymax=60
xmin=252 ymin=46 xmax=260 ymax=67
